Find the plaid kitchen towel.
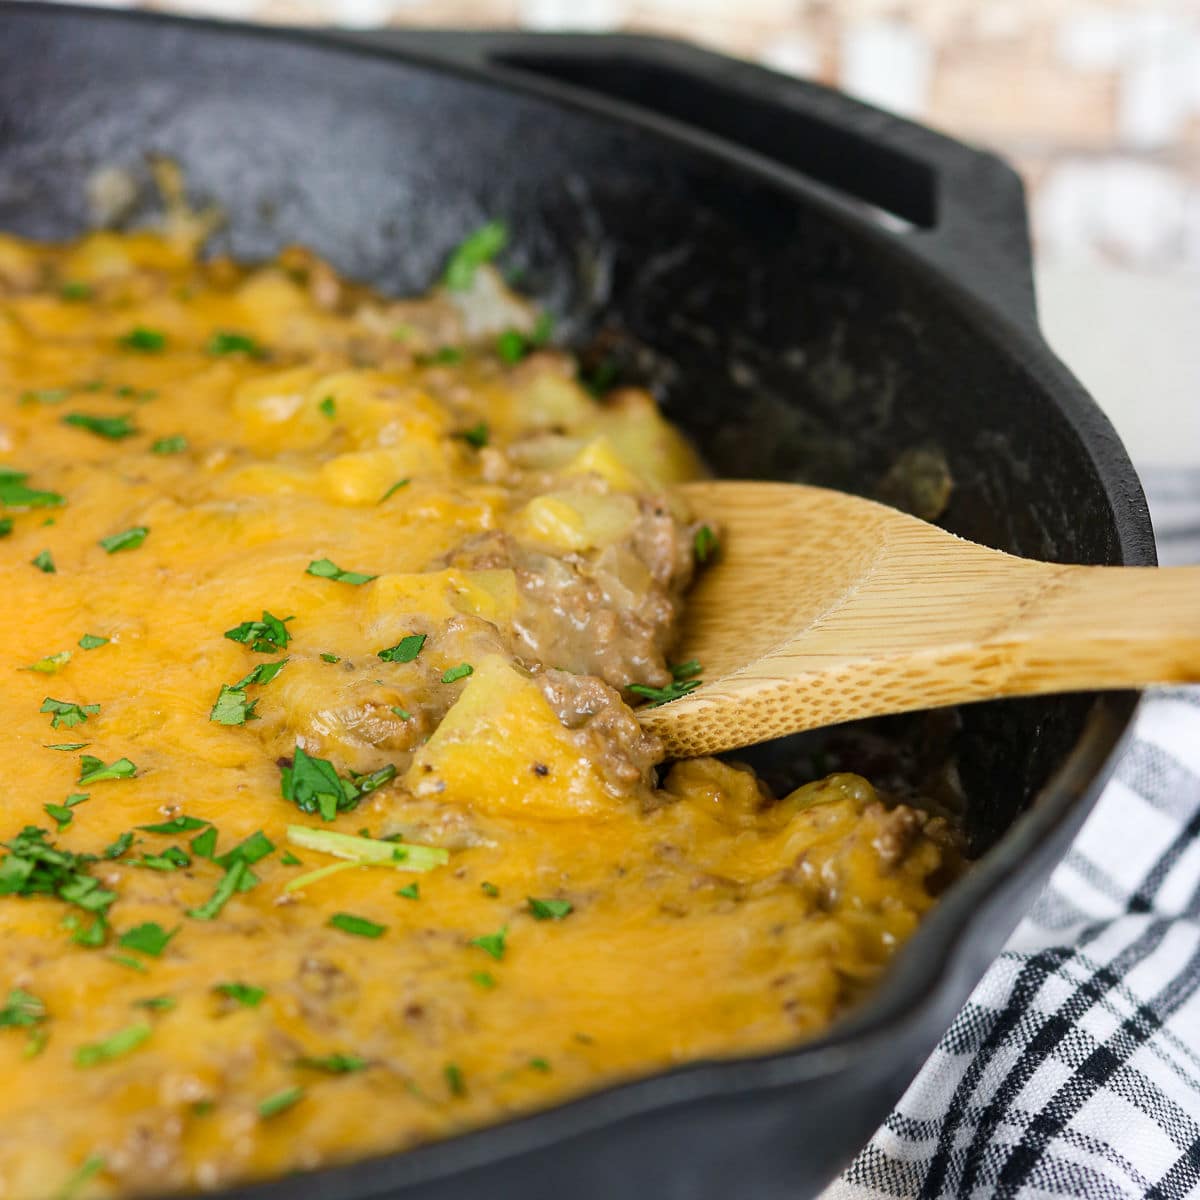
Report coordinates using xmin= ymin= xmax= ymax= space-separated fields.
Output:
xmin=824 ymin=468 xmax=1200 ymax=1200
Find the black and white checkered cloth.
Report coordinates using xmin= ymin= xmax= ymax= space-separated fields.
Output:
xmin=825 ymin=469 xmax=1200 ymax=1200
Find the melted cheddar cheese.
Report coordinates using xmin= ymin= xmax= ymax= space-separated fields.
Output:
xmin=0 ymin=215 xmax=959 ymax=1199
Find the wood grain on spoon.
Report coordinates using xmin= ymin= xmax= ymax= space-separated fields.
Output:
xmin=639 ymin=480 xmax=1200 ymax=758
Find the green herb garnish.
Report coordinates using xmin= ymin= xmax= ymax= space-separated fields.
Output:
xmin=77 ymin=634 xmax=109 ymax=650
xmin=480 ymin=881 xmax=499 ymax=898
xmin=391 ymin=706 xmax=412 ymax=721
xmin=44 ymin=793 xmax=89 ymax=831
xmin=0 ymin=468 xmax=65 ymax=509
xmin=117 ymin=922 xmax=177 ymax=957
xmin=455 ymin=422 xmax=489 ymax=448
xmin=496 ymin=329 xmax=528 ymax=364
xmin=60 ymin=281 xmax=93 ymax=302
xmin=319 ymin=653 xmax=340 ymax=663
xmin=306 ymin=559 xmax=377 ymax=586
xmin=318 ymin=395 xmax=336 ymax=418
xmin=470 ymin=970 xmax=496 ymax=990
xmin=98 ymin=525 xmax=148 ymax=553
xmin=528 ymin=1057 xmax=551 ymax=1073
xmin=0 ymin=517 xmax=11 ymax=537
xmin=694 ymin=524 xmax=719 ymax=564
xmin=328 ymin=912 xmax=387 ymax=939
xmin=31 ymin=549 xmax=55 ymax=574
xmin=214 ymin=830 xmax=275 ymax=871
xmin=187 ymin=860 xmax=250 ymax=921
xmin=295 ymin=1052 xmax=366 ymax=1074
xmin=207 ymin=331 xmax=263 ymax=357
xmin=378 ymin=633 xmax=426 ymax=664
xmin=209 ymin=684 xmax=258 ymax=726
xmin=63 ymin=413 xmax=137 ymax=439
xmin=24 ymin=650 xmax=71 ymax=674
xmin=527 ymin=897 xmax=573 ymax=921
xmin=469 ymin=925 xmax=508 ymax=961
xmin=214 ymin=982 xmax=266 ymax=1008
xmin=40 ymin=698 xmax=99 ymax=729
xmin=139 ymin=816 xmax=208 ymax=835
xmin=151 ymin=435 xmax=188 ymax=455
xmin=74 ymin=1022 xmax=151 ymax=1066
xmin=443 ymin=220 xmax=508 ymax=291
xmin=286 ymin=825 xmax=447 ymax=873
xmin=190 ymin=827 xmax=218 ymax=859
xmin=0 ymin=988 xmax=46 ymax=1028
xmin=444 ymin=1062 xmax=466 ymax=1097
xmin=78 ymin=755 xmax=136 ymax=784
xmin=118 ymin=328 xmax=166 ymax=353
xmin=134 ymin=996 xmax=176 ymax=1011
xmin=416 ymin=346 xmax=464 ymax=366
xmin=54 ymin=1153 xmax=106 ymax=1200
xmin=396 ymin=882 xmax=420 ymax=900
xmin=104 ymin=832 xmax=134 ymax=860
xmin=379 ymin=478 xmax=411 ymax=504
xmin=225 ymin=610 xmax=292 ymax=652
xmin=441 ymin=663 xmax=473 ymax=684
xmin=257 ymin=1086 xmax=304 ymax=1119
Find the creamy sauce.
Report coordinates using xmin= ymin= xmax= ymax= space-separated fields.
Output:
xmin=0 ymin=218 xmax=960 ymax=1198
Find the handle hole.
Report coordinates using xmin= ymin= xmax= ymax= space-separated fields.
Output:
xmin=490 ymin=52 xmax=935 ymax=231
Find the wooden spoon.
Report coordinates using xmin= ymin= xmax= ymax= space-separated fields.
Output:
xmin=639 ymin=480 xmax=1200 ymax=758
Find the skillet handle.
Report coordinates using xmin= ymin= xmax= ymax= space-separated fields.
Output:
xmin=350 ymin=30 xmax=1038 ymax=331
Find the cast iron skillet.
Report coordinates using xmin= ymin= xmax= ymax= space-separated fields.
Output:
xmin=0 ymin=6 xmax=1156 ymax=1198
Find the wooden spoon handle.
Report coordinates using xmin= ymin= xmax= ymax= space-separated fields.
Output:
xmin=642 ymin=560 xmax=1200 ymax=758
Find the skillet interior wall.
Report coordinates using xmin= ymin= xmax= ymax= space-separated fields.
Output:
xmin=0 ymin=8 xmax=1113 ymax=851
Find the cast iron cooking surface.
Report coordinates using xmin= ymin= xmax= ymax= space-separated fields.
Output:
xmin=0 ymin=6 xmax=1154 ymax=1199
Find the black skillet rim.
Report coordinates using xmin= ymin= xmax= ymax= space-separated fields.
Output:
xmin=0 ymin=5 xmax=1155 ymax=1194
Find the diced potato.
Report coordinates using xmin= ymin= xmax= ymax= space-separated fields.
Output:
xmin=663 ymin=757 xmax=773 ymax=829
xmin=320 ymin=447 xmax=447 ymax=505
xmin=591 ymin=390 xmax=706 ymax=488
xmin=512 ymin=490 xmax=638 ymax=552
xmin=368 ymin=569 xmax=517 ymax=637
xmin=561 ymin=436 xmax=646 ymax=493
xmin=511 ymin=369 xmax=596 ymax=432
xmin=406 ymin=655 xmax=620 ymax=819
xmin=232 ymin=366 xmax=328 ymax=450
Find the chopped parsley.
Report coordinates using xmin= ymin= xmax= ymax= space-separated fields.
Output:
xmin=214 ymin=982 xmax=266 ymax=1008
xmin=20 ymin=388 xmax=70 ymax=405
xmin=258 ymin=1086 xmax=304 ymax=1119
xmin=480 ymin=881 xmax=499 ymax=898
xmin=416 ymin=345 xmax=464 ymax=366
xmin=103 ymin=832 xmax=134 ymax=859
xmin=443 ymin=220 xmax=508 ymax=291
xmin=209 ymin=684 xmax=259 ymax=726
xmin=138 ymin=816 xmax=209 ymax=834
xmin=24 ymin=650 xmax=71 ymax=674
xmin=150 ymin=434 xmax=188 ymax=455
xmin=455 ymin=422 xmax=489 ymax=448
xmin=31 ymin=549 xmax=55 ymax=574
xmin=328 ymin=912 xmax=386 ymax=939
xmin=0 ymin=517 xmax=10 ymax=537
xmin=280 ymin=747 xmax=355 ymax=821
xmin=55 ymin=1154 xmax=106 ymax=1200
xmin=134 ymin=995 xmax=176 ymax=1011
xmin=306 ymin=558 xmax=377 ymax=586
xmin=319 ymin=653 xmax=340 ymax=664
xmin=234 ymin=659 xmax=288 ymax=688
xmin=529 ymin=1057 xmax=551 ymax=1073
xmin=528 ymin=897 xmax=573 ymax=921
xmin=391 ymin=706 xmax=412 ymax=721
xmin=280 ymin=851 xmax=301 ymax=866
xmin=378 ymin=478 xmax=410 ymax=504
xmin=108 ymin=954 xmax=148 ymax=972
xmin=60 ymin=280 xmax=93 ymax=301
xmin=318 ymin=395 xmax=336 ymax=418
xmin=117 ymin=922 xmax=177 ymax=957
xmin=470 ymin=970 xmax=496 ymax=990
xmin=44 ymin=793 xmax=89 ymax=831
xmin=225 ymin=611 xmax=293 ymax=652
xmin=45 ymin=743 xmax=89 ymax=752
xmin=441 ymin=663 xmax=474 ymax=684
xmin=444 ymin=1062 xmax=466 ymax=1097
xmin=671 ymin=659 xmax=702 ymax=681
xmin=40 ymin=698 xmax=100 ymax=729
xmin=98 ymin=525 xmax=148 ymax=553
xmin=496 ymin=329 xmax=528 ymax=364
xmin=396 ymin=882 xmax=420 ymax=900
xmin=0 ymin=468 xmax=64 ymax=510
xmin=0 ymin=828 xmax=118 ymax=925
xmin=214 ymin=830 xmax=275 ymax=870
xmin=187 ymin=860 xmax=251 ymax=921
xmin=134 ymin=846 xmax=191 ymax=872
xmin=295 ymin=1052 xmax=366 ymax=1074
xmin=628 ymin=677 xmax=702 ymax=706
xmin=190 ymin=827 xmax=218 ymax=859
xmin=207 ymin=331 xmax=263 ymax=357
xmin=74 ymin=1021 xmax=151 ymax=1067
xmin=694 ymin=524 xmax=719 ymax=564
xmin=377 ymin=633 xmax=426 ymax=663
xmin=469 ymin=925 xmax=508 ymax=961
xmin=118 ymin=327 xmax=166 ymax=353
xmin=78 ymin=755 xmax=137 ymax=784
xmin=0 ymin=988 xmax=46 ymax=1028
xmin=77 ymin=634 xmax=109 ymax=650
xmin=62 ymin=412 xmax=137 ymax=439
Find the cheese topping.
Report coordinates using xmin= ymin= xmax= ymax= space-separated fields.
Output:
xmin=0 ymin=216 xmax=960 ymax=1198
